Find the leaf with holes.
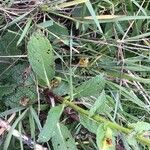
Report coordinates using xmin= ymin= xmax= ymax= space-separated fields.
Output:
xmin=4 ymin=86 xmax=37 ymax=108
xmin=52 ymin=123 xmax=77 ymax=150
xmin=27 ymin=31 xmax=55 ymax=87
xmin=38 ymin=105 xmax=64 ymax=143
xmin=74 ymin=75 xmax=105 ymax=98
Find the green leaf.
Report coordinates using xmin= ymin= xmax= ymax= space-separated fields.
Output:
xmin=107 ymin=81 xmax=148 ymax=109
xmin=4 ymin=86 xmax=37 ymax=108
xmin=48 ymin=22 xmax=69 ymax=44
xmin=5 ymin=11 xmax=31 ymax=29
xmin=79 ymin=114 xmax=99 ymax=134
xmin=0 ymin=30 xmax=21 ymax=55
xmin=89 ymin=90 xmax=106 ymax=116
xmin=38 ymin=105 xmax=64 ymax=142
xmin=129 ymin=121 xmax=150 ymax=133
xmin=27 ymin=31 xmax=55 ymax=87
xmin=85 ymin=0 xmax=103 ymax=33
xmin=96 ymin=125 xmax=115 ymax=150
xmin=52 ymin=81 xmax=70 ymax=96
xmin=29 ymin=107 xmax=42 ymax=131
xmin=52 ymin=123 xmax=77 ymax=150
xmin=37 ymin=20 xmax=53 ymax=28
xmin=96 ymin=124 xmax=105 ymax=149
xmin=0 ymin=84 xmax=16 ymax=98
xmin=0 ymin=107 xmax=25 ymax=118
xmin=74 ymin=75 xmax=105 ymax=98
xmin=126 ymin=135 xmax=140 ymax=150
xmin=7 ymin=63 xmax=34 ymax=85
xmin=17 ymin=18 xmax=32 ymax=46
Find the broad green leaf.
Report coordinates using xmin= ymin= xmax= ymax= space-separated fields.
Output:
xmin=127 ymin=135 xmax=140 ymax=150
xmin=72 ymin=3 xmax=90 ymax=18
xmin=38 ymin=105 xmax=64 ymax=142
xmin=7 ymin=63 xmax=34 ymax=85
xmin=0 ymin=31 xmax=21 ymax=55
xmin=121 ymin=134 xmax=132 ymax=150
xmin=52 ymin=123 xmax=77 ymax=150
xmin=79 ymin=114 xmax=99 ymax=134
xmin=52 ymin=81 xmax=70 ymax=96
xmin=104 ymin=127 xmax=115 ymax=150
xmin=96 ymin=125 xmax=115 ymax=150
xmin=4 ymin=86 xmax=37 ymax=108
xmin=96 ymin=124 xmax=105 ymax=149
xmin=74 ymin=75 xmax=105 ymax=98
xmin=0 ymin=84 xmax=16 ymax=98
xmin=37 ymin=20 xmax=53 ymax=28
xmin=27 ymin=31 xmax=55 ymax=87
xmin=48 ymin=22 xmax=69 ymax=45
xmin=48 ymin=22 xmax=68 ymax=38
xmin=89 ymin=90 xmax=106 ymax=116
xmin=129 ymin=121 xmax=150 ymax=133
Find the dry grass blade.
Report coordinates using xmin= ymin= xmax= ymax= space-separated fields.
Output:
xmin=0 ymin=113 xmax=16 ymax=135
xmin=0 ymin=118 xmax=47 ymax=150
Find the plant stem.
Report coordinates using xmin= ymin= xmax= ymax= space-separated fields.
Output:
xmin=63 ymin=99 xmax=150 ymax=146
